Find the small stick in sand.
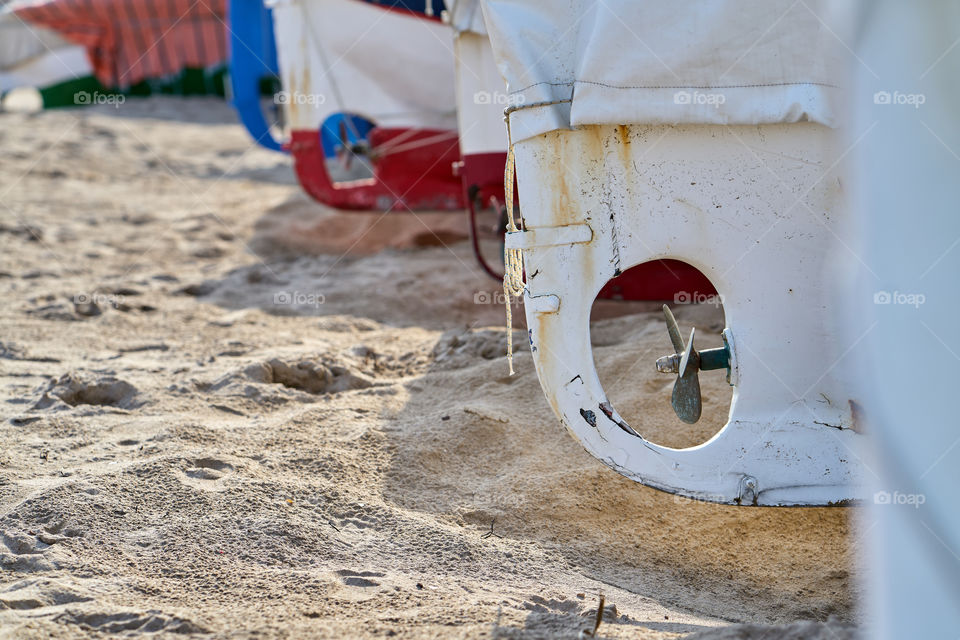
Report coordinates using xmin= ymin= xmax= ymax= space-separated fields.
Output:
xmin=579 ymin=593 xmax=605 ymax=638
xmin=480 ymin=519 xmax=503 ymax=539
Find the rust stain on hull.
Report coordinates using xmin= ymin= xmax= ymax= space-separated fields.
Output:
xmin=849 ymin=399 xmax=866 ymax=434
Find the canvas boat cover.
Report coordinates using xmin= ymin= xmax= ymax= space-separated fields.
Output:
xmin=268 ymin=0 xmax=457 ymax=131
xmin=9 ymin=0 xmax=227 ymax=88
xmin=478 ymin=0 xmax=844 ymax=142
xmin=0 ymin=7 xmax=72 ymax=70
xmin=444 ymin=0 xmax=485 ymax=35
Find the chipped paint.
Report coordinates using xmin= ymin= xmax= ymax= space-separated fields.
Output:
xmin=579 ymin=408 xmax=597 ymax=428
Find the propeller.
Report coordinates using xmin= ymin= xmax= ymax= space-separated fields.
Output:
xmin=335 ymin=120 xmax=353 ymax=171
xmin=657 ymin=305 xmax=731 ymax=424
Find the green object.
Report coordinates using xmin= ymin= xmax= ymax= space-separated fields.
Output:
xmin=698 ymin=345 xmax=730 ymax=371
xmin=30 ymin=65 xmax=233 ymax=110
xmin=37 ymin=75 xmax=102 ymax=108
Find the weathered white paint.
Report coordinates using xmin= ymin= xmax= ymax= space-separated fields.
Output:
xmin=514 ymin=123 xmax=866 ymax=506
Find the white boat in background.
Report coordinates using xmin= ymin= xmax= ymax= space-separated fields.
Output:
xmin=444 ymin=0 xmax=510 ymax=277
xmin=3 ymin=0 xmax=228 ymax=108
xmin=269 ymin=0 xmax=465 ymax=211
xmin=482 ymin=0 xmax=865 ymax=506
xmin=0 ymin=10 xmax=91 ymax=108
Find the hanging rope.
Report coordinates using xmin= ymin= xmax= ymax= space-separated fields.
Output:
xmin=499 ymin=98 xmax=572 ymax=374
xmin=502 ymin=117 xmax=524 ymax=375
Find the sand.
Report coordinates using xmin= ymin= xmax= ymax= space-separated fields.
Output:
xmin=0 ymin=98 xmax=861 ymax=638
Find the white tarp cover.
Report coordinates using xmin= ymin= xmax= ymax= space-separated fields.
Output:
xmin=270 ymin=0 xmax=458 ymax=131
xmin=443 ymin=0 xmax=486 ymax=35
xmin=0 ymin=9 xmax=73 ymax=71
xmin=479 ymin=0 xmax=844 ymax=142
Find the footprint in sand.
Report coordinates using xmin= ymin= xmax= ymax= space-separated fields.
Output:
xmin=522 ymin=594 xmax=580 ymax=614
xmin=51 ymin=610 xmax=206 ymax=635
xmin=0 ymin=528 xmax=72 ymax=573
xmin=0 ymin=578 xmax=93 ymax=610
xmin=179 ymin=457 xmax=236 ymax=490
xmin=431 ymin=328 xmax=528 ymax=370
xmin=521 ymin=594 xmax=625 ymax=629
xmin=32 ymin=372 xmax=140 ymax=411
xmin=335 ymin=569 xmax=384 ymax=588
xmin=203 ymin=357 xmax=377 ymax=399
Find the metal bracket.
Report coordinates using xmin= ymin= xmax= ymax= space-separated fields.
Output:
xmin=504 ymin=224 xmax=593 ymax=250
xmin=525 ymin=294 xmax=560 ymax=314
xmin=738 ymin=475 xmax=759 ymax=505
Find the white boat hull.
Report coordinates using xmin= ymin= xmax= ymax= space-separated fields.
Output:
xmin=508 ymin=122 xmax=866 ymax=506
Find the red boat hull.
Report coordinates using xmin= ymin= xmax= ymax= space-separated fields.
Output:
xmin=287 ymin=128 xmax=465 ymax=212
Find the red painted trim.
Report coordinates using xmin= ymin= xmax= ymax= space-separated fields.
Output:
xmin=460 ymin=151 xmax=506 ymax=191
xmin=461 ymin=151 xmax=514 ymax=279
xmin=287 ymin=128 xmax=465 ymax=211
xmin=461 ymin=151 xmax=509 ymax=210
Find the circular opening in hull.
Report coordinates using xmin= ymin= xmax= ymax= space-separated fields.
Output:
xmin=319 ymin=113 xmax=376 ymax=183
xmin=590 ymin=260 xmax=732 ymax=449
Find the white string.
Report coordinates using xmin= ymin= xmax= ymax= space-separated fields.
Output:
xmin=502 ymin=117 xmax=524 ymax=375
xmin=372 ymin=130 xmax=458 ymax=157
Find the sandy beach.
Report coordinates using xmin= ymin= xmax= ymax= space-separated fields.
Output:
xmin=0 ymin=98 xmax=860 ymax=639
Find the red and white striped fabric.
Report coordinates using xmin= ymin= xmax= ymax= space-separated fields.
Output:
xmin=11 ymin=0 xmax=226 ymax=88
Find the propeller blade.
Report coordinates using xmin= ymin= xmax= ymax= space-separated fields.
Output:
xmin=672 ymin=368 xmax=702 ymax=424
xmin=338 ymin=121 xmax=352 ymax=170
xmin=662 ymin=305 xmax=686 ymax=353
xmin=662 ymin=306 xmax=703 ymax=423
xmin=678 ymin=327 xmax=696 ymax=377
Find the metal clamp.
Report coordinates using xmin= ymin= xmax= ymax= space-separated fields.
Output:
xmin=504 ymin=224 xmax=592 ymax=250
